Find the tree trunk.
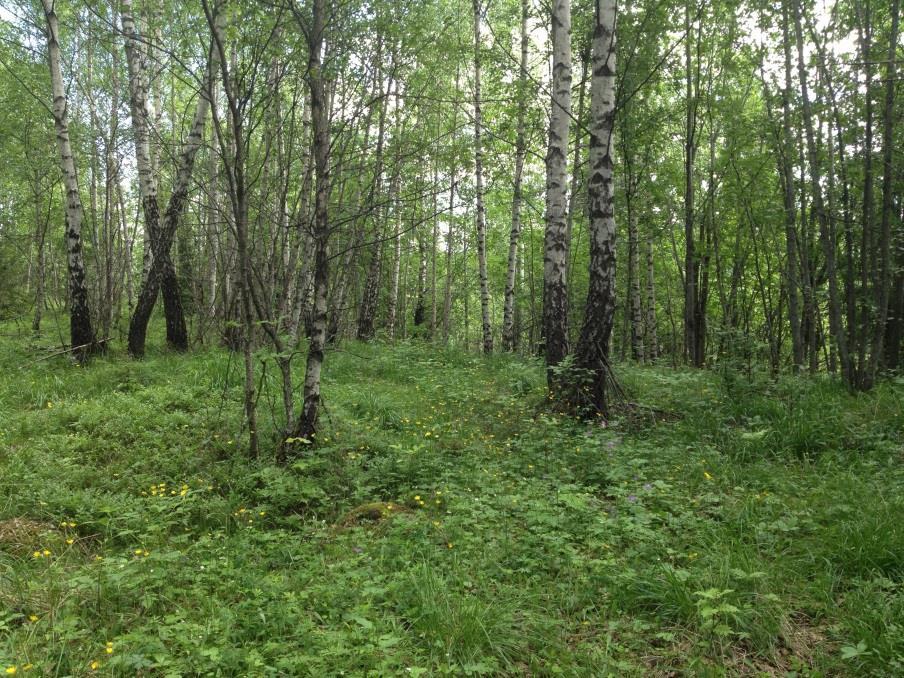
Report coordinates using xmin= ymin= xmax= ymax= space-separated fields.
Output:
xmin=792 ymin=0 xmax=852 ymax=386
xmin=869 ymin=0 xmax=900 ymax=375
xmin=207 ymin=2 xmax=258 ymax=456
xmin=779 ymin=1 xmax=804 ymax=372
xmin=292 ymin=0 xmax=330 ymax=444
xmin=645 ymin=238 xmax=658 ymax=360
xmin=123 ymin=0 xmax=192 ymax=356
xmin=683 ymin=3 xmax=702 ymax=367
xmin=356 ymin=51 xmax=391 ymax=341
xmin=575 ymin=0 xmax=617 ymax=414
xmin=628 ymin=200 xmax=644 ymax=361
xmin=430 ymin=160 xmax=439 ymax=338
xmin=204 ymin=86 xmax=220 ymax=337
xmin=42 ymin=0 xmax=95 ymax=360
xmin=502 ymin=0 xmax=529 ymax=352
xmin=32 ymin=188 xmax=49 ymax=335
xmin=443 ymin=176 xmax=456 ymax=344
xmin=543 ymin=0 xmax=572 ymax=380
xmin=473 ymin=0 xmax=493 ymax=354
xmin=855 ymin=1 xmax=875 ymax=380
xmin=386 ymin=85 xmax=403 ymax=339
xmin=443 ymin=68 xmax=461 ymax=345
xmin=414 ymin=223 xmax=428 ymax=329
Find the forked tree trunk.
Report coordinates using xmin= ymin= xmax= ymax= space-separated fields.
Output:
xmin=543 ymin=0 xmax=572 ymax=381
xmin=575 ymin=0 xmax=617 ymax=414
xmin=473 ymin=0 xmax=493 ymax=354
xmin=42 ymin=0 xmax=95 ymax=359
xmin=123 ymin=0 xmax=193 ymax=356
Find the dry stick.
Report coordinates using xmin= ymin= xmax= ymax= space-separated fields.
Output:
xmin=22 ymin=338 xmax=112 ymax=367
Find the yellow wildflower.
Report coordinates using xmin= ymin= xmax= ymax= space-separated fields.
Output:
xmin=5 ymin=667 xmax=17 ymax=675
xmin=704 ymin=471 xmax=713 ymax=480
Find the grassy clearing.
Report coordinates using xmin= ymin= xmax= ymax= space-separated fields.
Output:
xmin=1 ymin=328 xmax=902 ymax=676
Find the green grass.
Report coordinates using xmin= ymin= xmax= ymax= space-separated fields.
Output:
xmin=1 ymin=325 xmax=903 ymax=676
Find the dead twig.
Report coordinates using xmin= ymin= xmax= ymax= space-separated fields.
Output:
xmin=20 ymin=338 xmax=111 ymax=368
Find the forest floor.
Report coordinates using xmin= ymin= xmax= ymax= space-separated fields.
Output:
xmin=1 ymin=326 xmax=903 ymax=676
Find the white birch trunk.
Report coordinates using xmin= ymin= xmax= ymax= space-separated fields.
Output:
xmin=473 ymin=0 xmax=493 ymax=354
xmin=543 ymin=0 xmax=572 ymax=374
xmin=42 ymin=0 xmax=95 ymax=357
xmin=575 ymin=0 xmax=617 ymax=413
xmin=502 ymin=0 xmax=529 ymax=352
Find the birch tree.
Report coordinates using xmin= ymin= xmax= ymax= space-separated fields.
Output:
xmin=574 ymin=0 xmax=617 ymax=414
xmin=543 ymin=0 xmax=572 ymax=381
xmin=502 ymin=0 xmax=529 ymax=352
xmin=41 ymin=0 xmax=96 ymax=359
xmin=287 ymin=0 xmax=331 ymax=447
xmin=473 ymin=0 xmax=493 ymax=354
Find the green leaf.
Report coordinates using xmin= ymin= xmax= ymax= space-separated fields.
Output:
xmin=840 ymin=641 xmax=869 ymax=659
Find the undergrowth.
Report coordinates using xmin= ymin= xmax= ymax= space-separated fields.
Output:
xmin=1 ymin=326 xmax=902 ymax=675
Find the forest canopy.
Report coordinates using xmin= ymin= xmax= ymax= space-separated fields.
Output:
xmin=0 ymin=0 xmax=898 ymax=408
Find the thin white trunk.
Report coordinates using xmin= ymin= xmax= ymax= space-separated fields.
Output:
xmin=473 ymin=0 xmax=493 ymax=354
xmin=297 ymin=0 xmax=330 ymax=441
xmin=502 ymin=0 xmax=529 ymax=352
xmin=42 ymin=0 xmax=95 ymax=356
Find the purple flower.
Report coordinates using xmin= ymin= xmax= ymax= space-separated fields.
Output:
xmin=627 ymin=494 xmax=638 ymax=503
